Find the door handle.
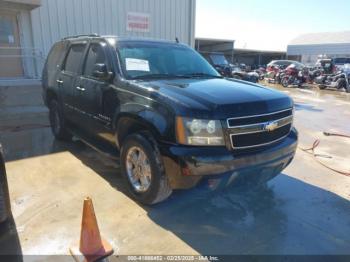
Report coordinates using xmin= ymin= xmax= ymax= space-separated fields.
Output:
xmin=76 ymin=86 xmax=85 ymax=91
xmin=56 ymin=79 xmax=63 ymax=84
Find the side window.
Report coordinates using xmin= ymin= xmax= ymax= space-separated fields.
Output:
xmin=47 ymin=42 xmax=64 ymax=71
xmin=83 ymin=44 xmax=107 ymax=77
xmin=64 ymin=44 xmax=86 ymax=74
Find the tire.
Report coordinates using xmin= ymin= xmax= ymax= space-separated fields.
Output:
xmin=281 ymin=78 xmax=289 ymax=88
xmin=275 ymin=75 xmax=281 ymax=84
xmin=48 ymin=100 xmax=72 ymax=140
xmin=120 ymin=133 xmax=172 ymax=205
xmin=318 ymin=85 xmax=327 ymax=90
xmin=337 ymin=79 xmax=346 ymax=90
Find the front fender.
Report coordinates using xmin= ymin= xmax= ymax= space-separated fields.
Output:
xmin=113 ymin=103 xmax=175 ymax=144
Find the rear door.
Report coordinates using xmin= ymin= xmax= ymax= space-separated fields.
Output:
xmin=57 ymin=43 xmax=87 ymax=122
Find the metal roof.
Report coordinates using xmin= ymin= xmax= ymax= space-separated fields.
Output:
xmin=234 ymin=48 xmax=285 ymax=55
xmin=289 ymin=31 xmax=350 ymax=45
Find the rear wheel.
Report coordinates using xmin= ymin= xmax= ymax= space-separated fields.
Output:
xmin=337 ymin=79 xmax=346 ymax=90
xmin=120 ymin=133 xmax=172 ymax=205
xmin=49 ymin=100 xmax=72 ymax=140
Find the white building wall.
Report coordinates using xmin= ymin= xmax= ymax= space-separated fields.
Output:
xmin=287 ymin=43 xmax=350 ymax=56
xmin=30 ymin=0 xmax=196 ymax=68
xmin=287 ymin=43 xmax=350 ymax=65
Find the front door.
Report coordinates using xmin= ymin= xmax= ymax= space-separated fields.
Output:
xmin=0 ymin=11 xmax=23 ymax=78
xmin=75 ymin=42 xmax=114 ymax=140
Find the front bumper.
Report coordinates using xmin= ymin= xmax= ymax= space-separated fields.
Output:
xmin=160 ymin=128 xmax=298 ymax=189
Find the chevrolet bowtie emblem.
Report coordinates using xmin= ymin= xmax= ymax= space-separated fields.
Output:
xmin=264 ymin=121 xmax=279 ymax=132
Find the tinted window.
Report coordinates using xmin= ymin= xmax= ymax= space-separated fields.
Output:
xmin=64 ymin=44 xmax=85 ymax=74
xmin=47 ymin=42 xmax=64 ymax=72
xmin=118 ymin=41 xmax=219 ymax=79
xmin=84 ymin=44 xmax=107 ymax=77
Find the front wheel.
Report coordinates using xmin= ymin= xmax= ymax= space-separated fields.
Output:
xmin=120 ymin=133 xmax=172 ymax=205
xmin=281 ymin=77 xmax=289 ymax=88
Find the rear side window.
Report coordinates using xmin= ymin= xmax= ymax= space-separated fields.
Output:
xmin=64 ymin=44 xmax=86 ymax=74
xmin=46 ymin=42 xmax=64 ymax=71
xmin=83 ymin=44 xmax=107 ymax=77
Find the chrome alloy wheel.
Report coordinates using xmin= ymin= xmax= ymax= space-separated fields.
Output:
xmin=125 ymin=146 xmax=152 ymax=193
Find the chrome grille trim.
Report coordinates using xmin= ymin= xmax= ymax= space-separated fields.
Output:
xmin=229 ymin=115 xmax=293 ymax=135
xmin=226 ymin=108 xmax=292 ymax=128
xmin=226 ymin=108 xmax=294 ymax=149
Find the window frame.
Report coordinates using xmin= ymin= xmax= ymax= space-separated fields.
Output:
xmin=82 ymin=41 xmax=111 ymax=80
xmin=62 ymin=42 xmax=87 ymax=75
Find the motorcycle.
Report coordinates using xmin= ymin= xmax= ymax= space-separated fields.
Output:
xmin=281 ymin=64 xmax=309 ymax=88
xmin=315 ymin=64 xmax=350 ymax=92
xmin=254 ymin=66 xmax=266 ymax=81
xmin=308 ymin=67 xmax=323 ymax=83
xmin=265 ymin=65 xmax=284 ymax=83
xmin=275 ymin=68 xmax=286 ymax=84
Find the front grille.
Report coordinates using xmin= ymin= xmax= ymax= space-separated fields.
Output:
xmin=227 ymin=108 xmax=293 ymax=149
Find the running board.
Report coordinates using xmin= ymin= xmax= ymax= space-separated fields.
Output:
xmin=68 ymin=128 xmax=120 ymax=161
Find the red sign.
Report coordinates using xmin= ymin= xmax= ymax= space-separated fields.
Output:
xmin=127 ymin=12 xmax=150 ymax=33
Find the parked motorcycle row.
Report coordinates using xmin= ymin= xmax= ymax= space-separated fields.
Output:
xmin=262 ymin=59 xmax=350 ymax=93
xmin=200 ymin=51 xmax=350 ymax=92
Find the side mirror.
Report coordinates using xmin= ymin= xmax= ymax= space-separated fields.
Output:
xmin=92 ymin=63 xmax=112 ymax=80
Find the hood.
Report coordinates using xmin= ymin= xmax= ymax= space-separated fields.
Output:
xmin=136 ymin=78 xmax=293 ymax=119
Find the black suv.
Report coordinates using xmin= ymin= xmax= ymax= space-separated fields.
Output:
xmin=42 ymin=35 xmax=298 ymax=204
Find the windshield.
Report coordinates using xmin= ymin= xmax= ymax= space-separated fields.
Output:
xmin=288 ymin=62 xmax=305 ymax=70
xmin=117 ymin=41 xmax=220 ymax=79
xmin=209 ymin=54 xmax=229 ymax=65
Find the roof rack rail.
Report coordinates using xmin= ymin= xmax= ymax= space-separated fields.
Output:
xmin=62 ymin=33 xmax=100 ymax=40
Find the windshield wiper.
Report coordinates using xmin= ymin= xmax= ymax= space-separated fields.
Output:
xmin=182 ymin=73 xmax=223 ymax=78
xmin=132 ymin=74 xmax=187 ymax=80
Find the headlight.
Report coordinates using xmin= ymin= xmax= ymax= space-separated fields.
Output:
xmin=176 ymin=117 xmax=225 ymax=146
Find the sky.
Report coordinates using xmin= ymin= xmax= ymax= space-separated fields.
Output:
xmin=196 ymin=0 xmax=350 ymax=51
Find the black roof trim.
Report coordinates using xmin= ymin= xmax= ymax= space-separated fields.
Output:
xmin=62 ymin=34 xmax=100 ymax=40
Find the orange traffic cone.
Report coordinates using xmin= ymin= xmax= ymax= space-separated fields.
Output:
xmin=70 ymin=197 xmax=114 ymax=262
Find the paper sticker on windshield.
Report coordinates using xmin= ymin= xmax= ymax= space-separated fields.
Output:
xmin=125 ymin=58 xmax=150 ymax=71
